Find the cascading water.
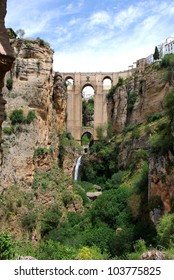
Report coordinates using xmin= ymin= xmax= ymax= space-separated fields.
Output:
xmin=74 ymin=155 xmax=82 ymax=181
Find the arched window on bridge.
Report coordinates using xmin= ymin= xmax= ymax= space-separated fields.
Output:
xmin=65 ymin=77 xmax=74 ymax=90
xmin=82 ymin=85 xmax=94 ymax=127
xmin=103 ymin=77 xmax=112 ymax=90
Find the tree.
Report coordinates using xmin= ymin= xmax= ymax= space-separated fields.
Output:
xmin=153 ymin=46 xmax=159 ymax=61
xmin=6 ymin=28 xmax=17 ymax=39
xmin=16 ymin=29 xmax=25 ymax=38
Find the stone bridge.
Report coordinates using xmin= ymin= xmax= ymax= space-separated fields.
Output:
xmin=61 ymin=71 xmax=132 ymax=142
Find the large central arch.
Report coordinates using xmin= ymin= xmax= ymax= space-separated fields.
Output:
xmin=61 ymin=71 xmax=132 ymax=142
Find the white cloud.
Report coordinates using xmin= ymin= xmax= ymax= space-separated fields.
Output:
xmin=114 ymin=5 xmax=143 ymax=29
xmin=89 ymin=11 xmax=111 ymax=26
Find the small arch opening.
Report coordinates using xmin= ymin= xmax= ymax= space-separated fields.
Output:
xmin=82 ymin=85 xmax=94 ymax=99
xmin=65 ymin=77 xmax=74 ymax=90
xmin=81 ymin=132 xmax=94 ymax=151
xmin=103 ymin=77 xmax=112 ymax=90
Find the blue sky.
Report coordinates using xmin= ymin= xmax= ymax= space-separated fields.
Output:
xmin=5 ymin=0 xmax=174 ymax=72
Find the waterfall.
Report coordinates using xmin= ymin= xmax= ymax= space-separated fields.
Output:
xmin=74 ymin=155 xmax=82 ymax=181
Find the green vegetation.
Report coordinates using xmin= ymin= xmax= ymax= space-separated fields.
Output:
xmin=26 ymin=110 xmax=36 ymax=124
xmin=6 ymin=28 xmax=17 ymax=39
xmin=147 ymin=112 xmax=163 ymax=123
xmin=153 ymin=46 xmax=160 ymax=61
xmin=160 ymin=54 xmax=174 ymax=83
xmin=0 ymin=232 xmax=16 ymax=259
xmin=9 ymin=109 xmax=36 ymax=127
xmin=107 ymin=77 xmax=124 ymax=98
xmin=36 ymin=37 xmax=50 ymax=48
xmin=33 ymin=147 xmax=51 ymax=158
xmin=157 ymin=214 xmax=174 ymax=248
xmin=165 ymin=89 xmax=174 ymax=119
xmin=6 ymin=78 xmax=13 ymax=90
xmin=10 ymin=109 xmax=24 ymax=125
xmin=127 ymin=91 xmax=137 ymax=114
xmin=3 ymin=126 xmax=14 ymax=135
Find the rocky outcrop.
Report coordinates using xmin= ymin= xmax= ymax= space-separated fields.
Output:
xmin=107 ymin=86 xmax=127 ymax=132
xmin=0 ymin=0 xmax=14 ymax=165
xmin=141 ymin=249 xmax=166 ymax=260
xmin=53 ymin=73 xmax=67 ymax=132
xmin=0 ymin=39 xmax=67 ymax=190
xmin=108 ymin=67 xmax=173 ymax=131
xmin=128 ymin=69 xmax=170 ymax=125
xmin=86 ymin=191 xmax=102 ymax=200
xmin=148 ymin=154 xmax=174 ymax=214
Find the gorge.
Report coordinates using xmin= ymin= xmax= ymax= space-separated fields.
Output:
xmin=0 ymin=0 xmax=174 ymax=260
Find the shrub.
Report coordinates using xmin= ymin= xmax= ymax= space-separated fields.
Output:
xmin=3 ymin=126 xmax=14 ymax=135
xmin=165 ymin=89 xmax=174 ymax=119
xmin=82 ymin=222 xmax=115 ymax=254
xmin=157 ymin=213 xmax=174 ymax=248
xmin=36 ymin=240 xmax=77 ymax=260
xmin=90 ymin=187 xmax=131 ymax=228
xmin=6 ymin=28 xmax=17 ymax=39
xmin=36 ymin=37 xmax=50 ymax=48
xmin=10 ymin=109 xmax=24 ymax=125
xmin=41 ymin=205 xmax=62 ymax=238
xmin=122 ymin=122 xmax=141 ymax=134
xmin=76 ymin=245 xmax=107 ymax=260
xmin=6 ymin=78 xmax=13 ymax=90
xmin=21 ymin=211 xmax=37 ymax=232
xmin=112 ymin=226 xmax=134 ymax=256
xmin=33 ymin=147 xmax=50 ymax=158
xmin=147 ymin=112 xmax=163 ymax=123
xmin=0 ymin=232 xmax=16 ymax=259
xmin=134 ymin=239 xmax=146 ymax=253
xmin=160 ymin=54 xmax=174 ymax=68
xmin=148 ymin=134 xmax=173 ymax=155
xmin=25 ymin=110 xmax=36 ymax=124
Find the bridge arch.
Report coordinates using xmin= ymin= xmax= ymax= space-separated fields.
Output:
xmin=81 ymin=82 xmax=96 ymax=95
xmin=81 ymin=130 xmax=94 ymax=149
xmin=65 ymin=76 xmax=74 ymax=90
xmin=102 ymin=76 xmax=112 ymax=90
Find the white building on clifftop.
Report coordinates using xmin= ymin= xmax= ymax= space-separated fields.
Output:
xmin=158 ymin=37 xmax=174 ymax=57
xmin=136 ymin=37 xmax=174 ymax=70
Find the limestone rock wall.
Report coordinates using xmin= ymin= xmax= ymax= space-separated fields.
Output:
xmin=108 ymin=67 xmax=173 ymax=131
xmin=0 ymin=39 xmax=67 ymax=190
xmin=149 ymin=154 xmax=174 ymax=214
xmin=0 ymin=0 xmax=14 ymax=165
xmin=108 ymin=66 xmax=174 ymax=214
xmin=107 ymin=86 xmax=128 ymax=133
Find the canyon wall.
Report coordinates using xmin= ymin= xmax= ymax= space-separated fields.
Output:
xmin=0 ymin=39 xmax=67 ymax=190
xmin=108 ymin=67 xmax=172 ymax=132
xmin=0 ymin=0 xmax=14 ymax=165
xmin=108 ymin=65 xmax=174 ymax=214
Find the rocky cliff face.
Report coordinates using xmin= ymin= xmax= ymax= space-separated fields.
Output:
xmin=108 ymin=65 xmax=174 ymax=215
xmin=0 ymin=0 xmax=14 ymax=165
xmin=0 ymin=39 xmax=67 ymax=190
xmin=108 ymin=66 xmax=172 ymax=132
